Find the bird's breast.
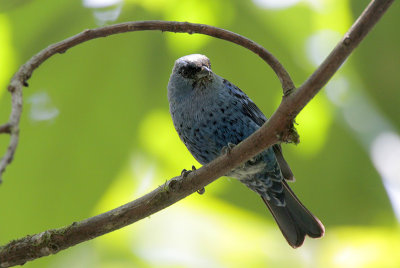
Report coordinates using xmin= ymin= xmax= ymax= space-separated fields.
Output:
xmin=171 ymin=92 xmax=256 ymax=165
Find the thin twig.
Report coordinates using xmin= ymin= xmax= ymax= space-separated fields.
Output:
xmin=0 ymin=21 xmax=293 ymax=182
xmin=0 ymin=0 xmax=394 ymax=266
xmin=0 ymin=82 xmax=22 ymax=182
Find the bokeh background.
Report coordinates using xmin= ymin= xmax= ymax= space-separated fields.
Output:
xmin=1 ymin=0 xmax=399 ymax=267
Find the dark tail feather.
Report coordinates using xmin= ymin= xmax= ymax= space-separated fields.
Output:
xmin=262 ymin=181 xmax=325 ymax=248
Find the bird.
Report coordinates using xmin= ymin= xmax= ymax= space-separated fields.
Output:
xmin=167 ymin=54 xmax=324 ymax=248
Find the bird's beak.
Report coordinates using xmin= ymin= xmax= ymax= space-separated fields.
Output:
xmin=198 ymin=66 xmax=211 ymax=78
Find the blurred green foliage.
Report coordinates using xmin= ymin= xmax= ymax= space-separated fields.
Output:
xmin=0 ymin=0 xmax=399 ymax=267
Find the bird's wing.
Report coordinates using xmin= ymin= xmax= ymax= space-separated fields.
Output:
xmin=223 ymin=79 xmax=267 ymax=126
xmin=223 ymin=78 xmax=294 ymax=181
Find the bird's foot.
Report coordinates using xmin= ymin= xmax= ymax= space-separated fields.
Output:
xmin=197 ymin=187 xmax=205 ymax=195
xmin=181 ymin=169 xmax=191 ymax=178
xmin=181 ymin=165 xmax=197 ymax=179
xmin=221 ymin=142 xmax=236 ymax=155
xmin=247 ymin=154 xmax=260 ymax=165
xmin=181 ymin=166 xmax=204 ymax=194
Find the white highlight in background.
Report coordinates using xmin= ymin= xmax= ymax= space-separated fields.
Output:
xmin=252 ymin=0 xmax=301 ymax=9
xmin=130 ymin=154 xmax=156 ymax=197
xmin=83 ymin=0 xmax=121 ymax=8
xmin=371 ymin=132 xmax=400 ymax=220
xmin=83 ymin=0 xmax=123 ymax=25
xmin=306 ymin=30 xmax=341 ymax=66
xmin=27 ymin=92 xmax=59 ymax=122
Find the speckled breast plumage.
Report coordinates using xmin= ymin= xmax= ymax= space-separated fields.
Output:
xmin=170 ymin=78 xmax=285 ymax=205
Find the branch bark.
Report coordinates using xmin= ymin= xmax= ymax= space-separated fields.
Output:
xmin=0 ymin=0 xmax=394 ymax=267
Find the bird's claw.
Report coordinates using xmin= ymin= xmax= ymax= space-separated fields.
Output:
xmin=221 ymin=142 xmax=236 ymax=155
xmin=181 ymin=165 xmax=197 ymax=179
xmin=181 ymin=169 xmax=191 ymax=178
xmin=181 ymin=166 xmax=203 ymax=193
xmin=248 ymin=155 xmax=258 ymax=165
xmin=197 ymin=187 xmax=205 ymax=195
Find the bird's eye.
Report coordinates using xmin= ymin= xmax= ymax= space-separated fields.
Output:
xmin=181 ymin=65 xmax=201 ymax=78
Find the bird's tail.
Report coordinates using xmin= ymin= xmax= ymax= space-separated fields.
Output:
xmin=261 ymin=181 xmax=325 ymax=248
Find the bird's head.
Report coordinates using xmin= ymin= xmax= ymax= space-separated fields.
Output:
xmin=168 ymin=54 xmax=214 ymax=98
xmin=174 ymin=54 xmax=212 ymax=80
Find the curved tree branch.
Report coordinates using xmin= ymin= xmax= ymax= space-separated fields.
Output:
xmin=0 ymin=21 xmax=294 ymax=183
xmin=0 ymin=0 xmax=394 ymax=267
